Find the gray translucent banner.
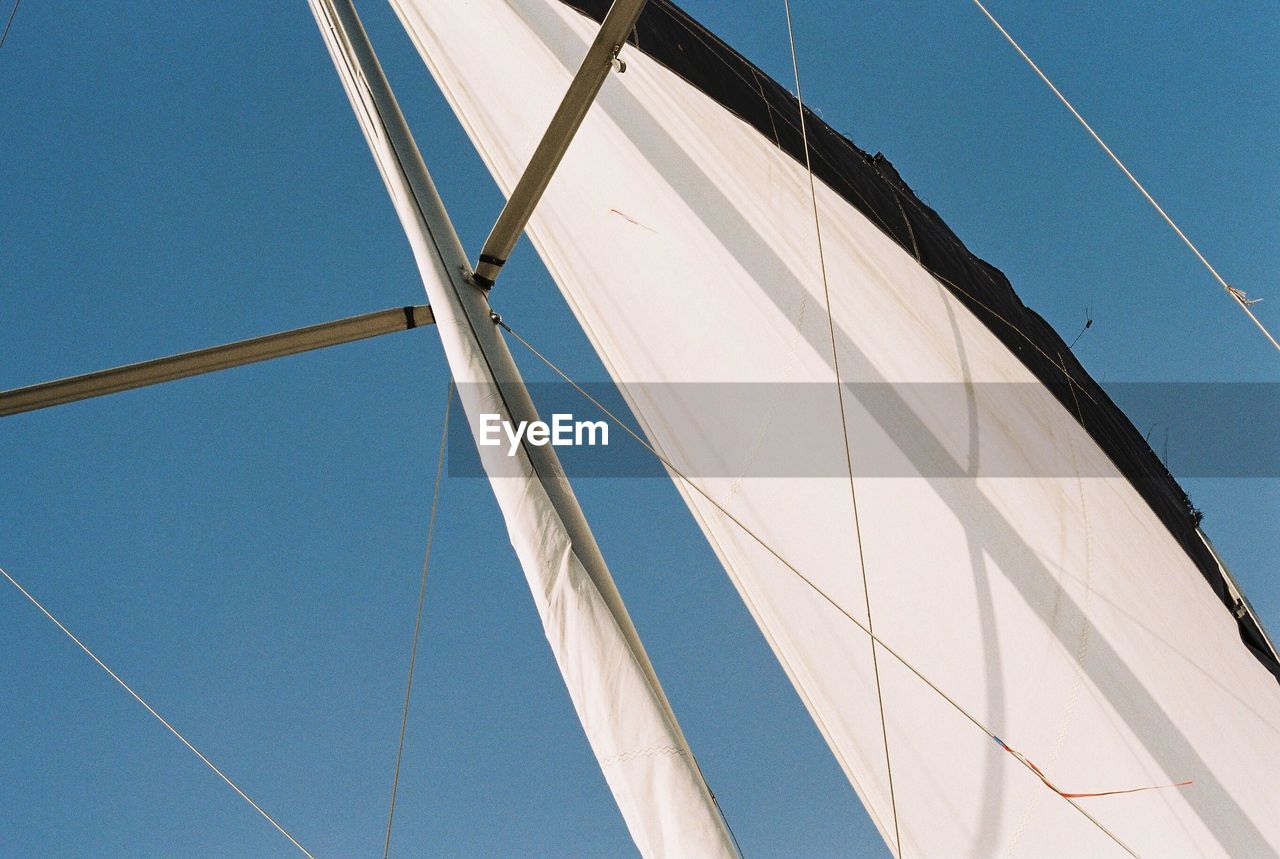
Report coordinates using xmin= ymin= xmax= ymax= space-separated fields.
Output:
xmin=446 ymin=382 xmax=1278 ymax=479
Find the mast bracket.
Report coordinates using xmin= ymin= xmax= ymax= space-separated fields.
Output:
xmin=470 ymin=258 xmax=500 ymax=290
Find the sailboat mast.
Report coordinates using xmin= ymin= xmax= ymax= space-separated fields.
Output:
xmin=307 ymin=1 xmax=736 ymax=854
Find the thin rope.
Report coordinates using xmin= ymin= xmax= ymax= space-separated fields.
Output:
xmin=0 ymin=564 xmax=315 ymax=858
xmin=969 ymin=0 xmax=1279 ymax=354
xmin=781 ymin=2 xmax=903 ymax=853
xmin=993 ymin=735 xmax=1190 ymax=800
xmin=495 ymin=317 xmax=1144 ymax=857
xmin=1068 ymin=306 xmax=1094 ymax=350
xmin=0 ymin=0 xmax=20 ymax=52
xmin=383 ymin=379 xmax=453 ymax=858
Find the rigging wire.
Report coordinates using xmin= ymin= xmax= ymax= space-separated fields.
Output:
xmin=0 ymin=0 xmax=20 ymax=52
xmin=383 ymin=379 xmax=454 ymax=859
xmin=969 ymin=0 xmax=1280 ymax=354
xmin=0 ymin=563 xmax=315 ymax=858
xmin=780 ymin=2 xmax=902 ymax=853
xmin=1068 ymin=305 xmax=1094 ymax=350
xmin=494 ymin=316 xmax=1151 ymax=858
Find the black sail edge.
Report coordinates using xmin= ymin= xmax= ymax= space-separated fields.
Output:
xmin=556 ymin=0 xmax=1279 ymax=682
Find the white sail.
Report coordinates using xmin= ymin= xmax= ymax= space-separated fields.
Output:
xmin=391 ymin=1 xmax=1280 ymax=855
xmin=306 ymin=2 xmax=736 ymax=855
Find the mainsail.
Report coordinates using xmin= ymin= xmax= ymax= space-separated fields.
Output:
xmin=385 ymin=0 xmax=1280 ymax=856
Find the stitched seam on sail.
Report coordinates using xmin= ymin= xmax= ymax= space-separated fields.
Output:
xmin=599 ymin=745 xmax=688 ymax=765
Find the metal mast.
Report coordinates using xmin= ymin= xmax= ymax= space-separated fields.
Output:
xmin=306 ymin=1 xmax=736 ymax=854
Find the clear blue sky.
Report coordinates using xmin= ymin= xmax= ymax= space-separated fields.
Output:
xmin=1 ymin=2 xmax=1276 ymax=856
